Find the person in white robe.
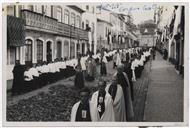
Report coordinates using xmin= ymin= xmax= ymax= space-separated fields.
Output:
xmin=24 ymin=67 xmax=33 ymax=92
xmin=116 ymin=50 xmax=121 ymax=66
xmin=90 ymin=79 xmax=115 ymax=121
xmin=105 ymin=76 xmax=126 ymax=121
xmin=48 ymin=62 xmax=56 ymax=83
xmin=29 ymin=64 xmax=40 ymax=89
xmin=113 ymin=53 xmax=117 ymax=69
xmin=131 ymin=59 xmax=137 ymax=82
xmin=116 ymin=50 xmax=122 ymax=66
xmin=100 ymin=53 xmax=108 ymax=76
xmin=71 ymin=87 xmax=92 ymax=121
xmin=113 ymin=65 xmax=134 ymax=120
xmin=80 ymin=56 xmax=87 ymax=77
xmin=86 ymin=54 xmax=96 ymax=81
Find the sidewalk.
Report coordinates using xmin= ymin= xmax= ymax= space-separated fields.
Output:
xmin=143 ymin=52 xmax=184 ymax=122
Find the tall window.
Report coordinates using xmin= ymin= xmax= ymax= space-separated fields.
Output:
xmin=70 ymin=41 xmax=75 ymax=59
xmin=76 ymin=15 xmax=81 ymax=28
xmin=64 ymin=9 xmax=69 ymax=24
xmin=42 ymin=5 xmax=46 ymax=14
xmin=36 ymin=39 xmax=43 ymax=62
xmin=86 ymin=20 xmax=89 ymax=29
xmin=64 ymin=41 xmax=69 ymax=59
xmin=57 ymin=6 xmax=62 ymax=22
xmin=86 ymin=5 xmax=89 ymax=11
xmin=27 ymin=5 xmax=33 ymax=11
xmin=82 ymin=22 xmax=84 ymax=29
xmin=25 ymin=39 xmax=32 ymax=62
xmin=7 ymin=5 xmax=15 ymax=16
xmin=57 ymin=41 xmax=62 ymax=59
xmin=17 ymin=5 xmax=23 ymax=17
xmin=71 ymin=13 xmax=75 ymax=26
xmin=92 ymin=6 xmax=95 ymax=13
xmin=51 ymin=6 xmax=54 ymax=18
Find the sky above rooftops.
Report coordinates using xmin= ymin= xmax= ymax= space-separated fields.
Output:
xmin=99 ymin=3 xmax=157 ymax=25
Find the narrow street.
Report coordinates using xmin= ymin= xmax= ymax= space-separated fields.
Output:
xmin=7 ymin=58 xmax=151 ymax=121
xmin=6 ymin=52 xmax=183 ymax=122
xmin=143 ymin=52 xmax=184 ymax=122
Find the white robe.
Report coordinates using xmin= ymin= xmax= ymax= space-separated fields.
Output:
xmin=113 ymin=72 xmax=134 ymax=119
xmin=24 ymin=70 xmax=33 ymax=81
xmin=29 ymin=67 xmax=39 ymax=77
xmin=61 ymin=62 xmax=66 ymax=69
xmin=131 ymin=61 xmax=136 ymax=81
xmin=90 ymin=91 xmax=115 ymax=122
xmin=80 ymin=57 xmax=87 ymax=71
xmin=116 ymin=53 xmax=122 ymax=66
xmin=102 ymin=56 xmax=108 ymax=63
xmin=105 ymin=84 xmax=126 ymax=121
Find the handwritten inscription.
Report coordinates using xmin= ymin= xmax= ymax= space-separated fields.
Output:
xmin=101 ymin=4 xmax=158 ymax=13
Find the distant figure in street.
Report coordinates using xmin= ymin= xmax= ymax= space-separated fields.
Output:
xmin=114 ymin=65 xmax=134 ymax=121
xmin=90 ymin=79 xmax=115 ymax=121
xmin=121 ymin=50 xmax=126 ymax=64
xmin=105 ymin=76 xmax=126 ymax=121
xmin=12 ymin=60 xmax=25 ymax=95
xmin=100 ymin=51 xmax=108 ymax=76
xmin=71 ymin=87 xmax=92 ymax=121
xmin=75 ymin=55 xmax=84 ymax=89
xmin=113 ymin=53 xmax=117 ymax=69
xmin=163 ymin=49 xmax=168 ymax=60
xmin=116 ymin=49 xmax=122 ymax=66
xmin=86 ymin=53 xmax=96 ymax=81
xmin=151 ymin=47 xmax=156 ymax=60
xmin=126 ymin=50 xmax=130 ymax=64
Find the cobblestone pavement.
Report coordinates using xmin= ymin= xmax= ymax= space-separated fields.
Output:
xmin=7 ymin=58 xmax=153 ymax=121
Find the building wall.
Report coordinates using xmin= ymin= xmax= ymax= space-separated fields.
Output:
xmin=96 ymin=21 xmax=113 ymax=50
xmin=6 ymin=4 xmax=88 ymax=81
xmin=97 ymin=9 xmax=111 ymax=23
xmin=140 ymin=35 xmax=156 ymax=47
xmin=81 ymin=4 xmax=97 ymax=54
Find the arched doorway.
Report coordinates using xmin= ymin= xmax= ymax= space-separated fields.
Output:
xmin=70 ymin=41 xmax=75 ymax=59
xmin=57 ymin=41 xmax=62 ymax=60
xmin=64 ymin=41 xmax=69 ymax=60
xmin=25 ymin=39 xmax=32 ymax=67
xmin=82 ymin=43 xmax=85 ymax=56
xmin=77 ymin=43 xmax=80 ymax=53
xmin=36 ymin=39 xmax=43 ymax=63
xmin=46 ymin=41 xmax=52 ymax=63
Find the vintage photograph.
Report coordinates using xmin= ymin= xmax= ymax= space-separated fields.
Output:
xmin=2 ymin=1 xmax=188 ymax=126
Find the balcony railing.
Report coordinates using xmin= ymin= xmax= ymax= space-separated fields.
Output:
xmin=21 ymin=10 xmax=88 ymax=40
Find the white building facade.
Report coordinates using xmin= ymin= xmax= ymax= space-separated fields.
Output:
xmin=6 ymin=4 xmax=89 ymax=81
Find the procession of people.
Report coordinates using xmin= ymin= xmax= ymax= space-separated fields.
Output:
xmin=11 ymin=45 xmax=152 ymax=122
xmin=70 ymin=46 xmax=153 ymax=122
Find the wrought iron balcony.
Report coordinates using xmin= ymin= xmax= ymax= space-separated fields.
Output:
xmin=21 ymin=10 xmax=88 ymax=40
